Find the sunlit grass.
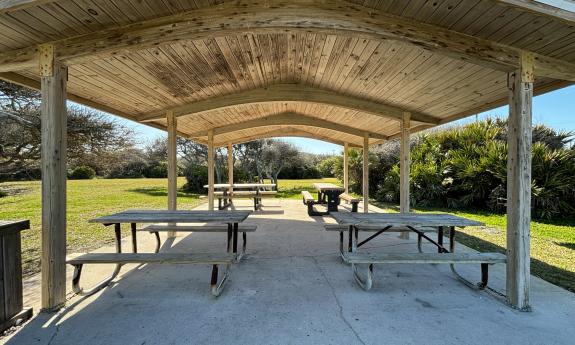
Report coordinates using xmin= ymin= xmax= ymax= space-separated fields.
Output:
xmin=0 ymin=178 xmax=201 ymax=276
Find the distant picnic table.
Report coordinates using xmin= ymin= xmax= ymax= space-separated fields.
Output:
xmin=313 ymin=183 xmax=344 ymax=213
xmin=204 ymin=183 xmax=277 ymax=210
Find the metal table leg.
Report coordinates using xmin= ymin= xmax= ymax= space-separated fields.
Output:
xmin=131 ymin=222 xmax=138 ymax=253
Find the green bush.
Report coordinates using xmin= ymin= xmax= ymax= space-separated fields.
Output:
xmin=183 ymin=164 xmax=208 ymax=193
xmin=374 ymin=119 xmax=575 ymax=220
xmin=69 ymin=165 xmax=96 ymax=180
xmin=144 ymin=162 xmax=168 ymax=178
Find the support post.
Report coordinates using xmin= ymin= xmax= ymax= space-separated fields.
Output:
xmin=400 ymin=112 xmax=411 ymax=239
xmin=167 ymin=110 xmax=177 ymax=238
xmin=207 ymin=129 xmax=215 ymax=211
xmin=506 ymin=52 xmax=534 ymax=311
xmin=40 ymin=44 xmax=68 ymax=311
xmin=343 ymin=143 xmax=349 ymax=194
xmin=363 ymin=134 xmax=369 ymax=213
xmin=227 ymin=143 xmax=234 ymax=196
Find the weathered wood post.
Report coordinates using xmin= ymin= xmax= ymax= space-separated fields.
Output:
xmin=343 ymin=143 xmax=349 ymax=194
xmin=400 ymin=112 xmax=411 ymax=239
xmin=207 ymin=129 xmax=215 ymax=211
xmin=39 ymin=44 xmax=68 ymax=311
xmin=0 ymin=220 xmax=33 ymax=332
xmin=167 ymin=110 xmax=177 ymax=238
xmin=228 ymin=143 xmax=234 ymax=196
xmin=506 ymin=53 xmax=534 ymax=311
xmin=363 ymin=134 xmax=369 ymax=213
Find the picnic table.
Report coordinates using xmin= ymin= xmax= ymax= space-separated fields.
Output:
xmin=67 ymin=210 xmax=251 ymax=297
xmin=328 ymin=212 xmax=506 ymax=292
xmin=313 ymin=183 xmax=344 ymax=213
xmin=205 ymin=183 xmax=277 ymax=210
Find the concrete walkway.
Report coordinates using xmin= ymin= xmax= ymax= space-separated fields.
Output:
xmin=3 ymin=199 xmax=575 ymax=345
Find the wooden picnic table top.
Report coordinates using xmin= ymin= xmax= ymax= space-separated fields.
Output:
xmin=331 ymin=212 xmax=484 ymax=228
xmin=204 ymin=183 xmax=276 ymax=189
xmin=313 ymin=183 xmax=344 ymax=191
xmin=89 ymin=210 xmax=251 ymax=224
xmin=0 ymin=219 xmax=30 ymax=235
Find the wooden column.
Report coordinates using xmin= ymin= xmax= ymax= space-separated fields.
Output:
xmin=363 ymin=134 xmax=369 ymax=213
xmin=343 ymin=143 xmax=349 ymax=194
xmin=400 ymin=112 xmax=411 ymax=239
xmin=39 ymin=44 xmax=68 ymax=311
xmin=227 ymin=143 xmax=234 ymax=195
xmin=167 ymin=110 xmax=177 ymax=238
xmin=207 ymin=129 xmax=215 ymax=211
xmin=506 ymin=53 xmax=534 ymax=311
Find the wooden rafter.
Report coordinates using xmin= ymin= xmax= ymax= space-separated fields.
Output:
xmin=1 ymin=0 xmax=575 ymax=81
xmin=140 ymin=84 xmax=439 ymax=124
xmin=187 ymin=112 xmax=387 ymax=140
xmin=202 ymin=127 xmax=363 ymax=148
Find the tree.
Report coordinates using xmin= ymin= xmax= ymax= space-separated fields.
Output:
xmin=0 ymin=80 xmax=135 ymax=179
xmin=259 ymin=140 xmax=300 ymax=188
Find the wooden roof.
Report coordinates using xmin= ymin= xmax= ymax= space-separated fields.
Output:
xmin=0 ymin=0 xmax=574 ymax=147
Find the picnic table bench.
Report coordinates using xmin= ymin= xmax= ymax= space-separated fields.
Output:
xmin=328 ymin=212 xmax=507 ymax=293
xmin=66 ymin=210 xmax=251 ymax=297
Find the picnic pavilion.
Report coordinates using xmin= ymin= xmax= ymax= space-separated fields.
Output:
xmin=1 ymin=0 xmax=575 ymax=327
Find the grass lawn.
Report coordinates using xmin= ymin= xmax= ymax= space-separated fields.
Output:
xmin=373 ymin=202 xmax=575 ymax=293
xmin=0 ymin=178 xmax=200 ymax=276
xmin=270 ymin=177 xmax=341 ymax=199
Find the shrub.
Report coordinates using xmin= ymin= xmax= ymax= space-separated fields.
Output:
xmin=373 ymin=119 xmax=575 ymax=220
xmin=317 ymin=156 xmax=340 ymax=177
xmin=183 ymin=164 xmax=208 ymax=193
xmin=69 ymin=165 xmax=96 ymax=180
xmin=144 ymin=162 xmax=168 ymax=178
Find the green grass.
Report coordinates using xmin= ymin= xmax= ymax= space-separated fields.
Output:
xmin=0 ymin=178 xmax=200 ymax=276
xmin=372 ymin=202 xmax=575 ymax=293
xmin=267 ymin=177 xmax=341 ymax=199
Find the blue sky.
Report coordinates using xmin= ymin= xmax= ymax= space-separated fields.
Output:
xmin=117 ymin=84 xmax=575 ymax=154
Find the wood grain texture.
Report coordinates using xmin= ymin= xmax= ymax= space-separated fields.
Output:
xmin=345 ymin=252 xmax=507 ymax=264
xmin=506 ymin=56 xmax=533 ymax=311
xmin=187 ymin=113 xmax=387 ymax=140
xmin=139 ymin=84 xmax=439 ymax=124
xmin=167 ymin=110 xmax=177 ymax=238
xmin=331 ymin=212 xmax=484 ymax=228
xmin=207 ymin=129 xmax=215 ymax=211
xmin=89 ymin=210 xmax=251 ymax=224
xmin=1 ymin=0 xmax=574 ymax=81
xmin=40 ymin=56 xmax=67 ymax=311
xmin=343 ymin=143 xmax=349 ymax=194
xmin=66 ymin=252 xmax=235 ymax=265
xmin=363 ymin=133 xmax=369 ymax=213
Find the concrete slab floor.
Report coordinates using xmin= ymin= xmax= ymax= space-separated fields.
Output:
xmin=3 ymin=199 xmax=575 ymax=345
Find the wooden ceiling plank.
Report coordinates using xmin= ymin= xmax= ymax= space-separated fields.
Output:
xmin=493 ymin=0 xmax=575 ymax=24
xmin=2 ymin=0 xmax=574 ymax=80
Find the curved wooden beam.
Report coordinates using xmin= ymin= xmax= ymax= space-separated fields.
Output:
xmin=1 ymin=0 xmax=574 ymax=80
xmin=208 ymin=127 xmax=363 ymax=148
xmin=188 ymin=112 xmax=387 ymax=140
xmin=140 ymin=84 xmax=439 ymax=124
